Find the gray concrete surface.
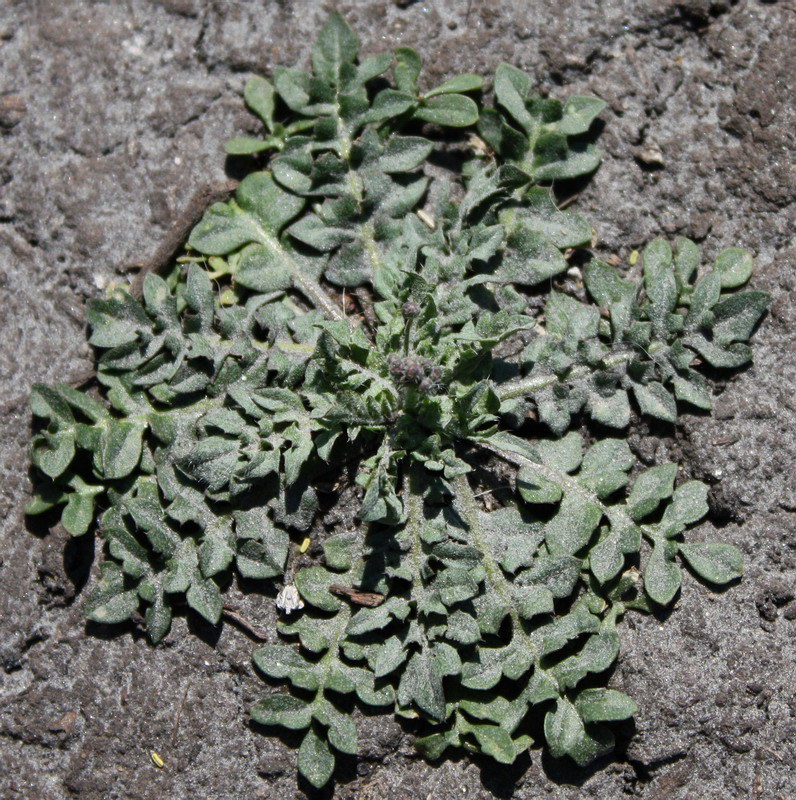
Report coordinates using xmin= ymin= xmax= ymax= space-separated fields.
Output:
xmin=0 ymin=1 xmax=794 ymax=798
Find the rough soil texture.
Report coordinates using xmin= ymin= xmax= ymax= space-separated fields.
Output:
xmin=1 ymin=1 xmax=794 ymax=798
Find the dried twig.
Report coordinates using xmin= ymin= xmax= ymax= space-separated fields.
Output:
xmin=557 ymin=191 xmax=583 ymax=210
xmin=329 ymin=584 xmax=385 ymax=607
xmin=171 ymin=683 xmax=190 ymax=744
xmin=221 ymin=604 xmax=270 ymax=641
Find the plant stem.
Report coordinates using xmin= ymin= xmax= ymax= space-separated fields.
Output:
xmin=452 ymin=473 xmax=537 ymax=659
xmin=495 ymin=349 xmax=641 ymax=403
xmin=495 ymin=371 xmax=559 ymax=401
xmin=251 ymin=226 xmax=345 ymax=322
xmin=471 ymin=433 xmax=645 ymax=542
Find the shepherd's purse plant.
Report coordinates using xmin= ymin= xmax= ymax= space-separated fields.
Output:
xmin=27 ymin=13 xmax=768 ymax=788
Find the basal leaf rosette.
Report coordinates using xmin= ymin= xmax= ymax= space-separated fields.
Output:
xmin=26 ymin=11 xmax=765 ymax=790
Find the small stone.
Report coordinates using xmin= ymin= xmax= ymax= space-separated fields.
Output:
xmin=0 ymin=94 xmax=26 ymax=129
xmin=257 ymin=753 xmax=288 ymax=778
xmin=51 ymin=710 xmax=79 ymax=734
xmin=737 ymin=453 xmax=760 ymax=471
xmin=634 ymin=143 xmax=665 ymax=166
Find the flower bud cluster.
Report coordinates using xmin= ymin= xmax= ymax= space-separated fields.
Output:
xmin=401 ymin=300 xmax=421 ymax=318
xmin=386 ymin=354 xmax=444 ymax=391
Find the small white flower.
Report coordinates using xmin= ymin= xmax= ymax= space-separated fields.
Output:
xmin=275 ymin=584 xmax=304 ymax=614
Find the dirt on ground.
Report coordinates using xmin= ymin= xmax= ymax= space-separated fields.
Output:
xmin=1 ymin=1 xmax=794 ymax=798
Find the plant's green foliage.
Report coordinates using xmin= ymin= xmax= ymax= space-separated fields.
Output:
xmin=478 ymin=63 xmax=606 ymax=182
xmin=27 ymin=267 xmax=317 ymax=641
xmin=27 ymin=13 xmax=766 ymax=789
xmin=252 ymin=532 xmax=395 ymax=787
xmin=496 ymin=236 xmax=768 ymax=433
